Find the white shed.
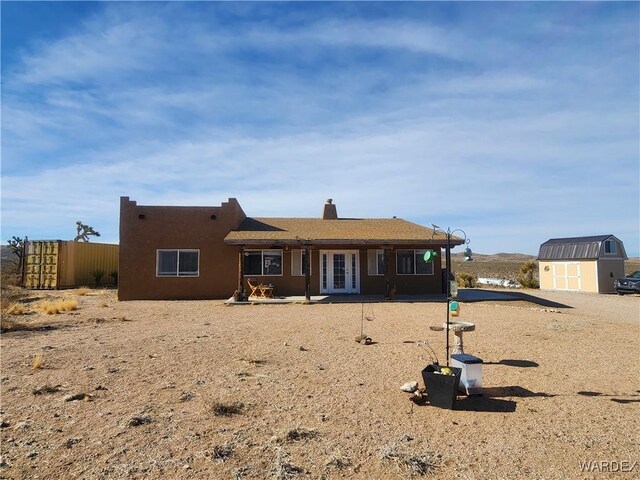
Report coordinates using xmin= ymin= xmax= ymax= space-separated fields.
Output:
xmin=537 ymin=235 xmax=627 ymax=293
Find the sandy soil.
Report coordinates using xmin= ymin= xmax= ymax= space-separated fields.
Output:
xmin=1 ymin=288 xmax=638 ymax=479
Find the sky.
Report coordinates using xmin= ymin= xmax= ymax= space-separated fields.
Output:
xmin=2 ymin=1 xmax=639 ymax=256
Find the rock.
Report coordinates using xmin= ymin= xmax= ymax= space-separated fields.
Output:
xmin=360 ymin=337 xmax=372 ymax=345
xmin=400 ymin=381 xmax=419 ymax=393
xmin=298 ymin=346 xmax=308 ymax=351
xmin=0 ymin=420 xmax=10 ymax=429
xmin=13 ymin=421 xmax=29 ymax=431
xmin=179 ymin=392 xmax=194 ymax=402
xmin=64 ymin=438 xmax=81 ymax=448
xmin=283 ymin=342 xmax=289 ymax=346
xmin=64 ymin=393 xmax=88 ymax=402
xmin=26 ymin=451 xmax=37 ymax=459
xmin=127 ymin=415 xmax=152 ymax=427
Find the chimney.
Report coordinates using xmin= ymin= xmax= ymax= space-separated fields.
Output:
xmin=322 ymin=198 xmax=338 ymax=220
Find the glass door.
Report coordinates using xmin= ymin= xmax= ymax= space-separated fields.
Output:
xmin=320 ymin=251 xmax=359 ymax=294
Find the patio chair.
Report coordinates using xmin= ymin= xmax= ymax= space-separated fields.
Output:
xmin=259 ymin=283 xmax=274 ymax=298
xmin=247 ymin=279 xmax=260 ymax=298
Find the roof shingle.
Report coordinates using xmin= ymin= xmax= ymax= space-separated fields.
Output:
xmin=225 ymin=217 xmax=463 ymax=246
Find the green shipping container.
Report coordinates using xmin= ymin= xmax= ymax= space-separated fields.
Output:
xmin=24 ymin=240 xmax=119 ymax=289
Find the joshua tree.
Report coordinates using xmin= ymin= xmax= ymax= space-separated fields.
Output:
xmin=518 ymin=260 xmax=539 ymax=289
xmin=74 ymin=222 xmax=101 ymax=242
xmin=6 ymin=236 xmax=25 ymax=277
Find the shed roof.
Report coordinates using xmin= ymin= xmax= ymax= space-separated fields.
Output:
xmin=537 ymin=235 xmax=626 ymax=260
xmin=225 ymin=217 xmax=464 ymax=246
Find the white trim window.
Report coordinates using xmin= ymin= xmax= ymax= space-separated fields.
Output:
xmin=244 ymin=249 xmax=283 ymax=276
xmin=367 ymin=249 xmax=387 ymax=276
xmin=397 ymin=249 xmax=434 ymax=275
xmin=157 ymin=249 xmax=199 ymax=277
xmin=603 ymin=240 xmax=617 ymax=255
xmin=291 ymin=250 xmax=311 ymax=276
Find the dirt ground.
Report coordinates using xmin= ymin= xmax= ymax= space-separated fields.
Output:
xmin=1 ymin=288 xmax=638 ymax=479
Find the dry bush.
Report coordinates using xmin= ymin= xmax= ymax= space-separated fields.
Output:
xmin=271 ymin=448 xmax=302 ymax=479
xmin=33 ymin=384 xmax=61 ymax=395
xmin=211 ymin=401 xmax=245 ymax=416
xmin=74 ymin=287 xmax=91 ymax=296
xmin=212 ymin=443 xmax=234 ymax=462
xmin=5 ymin=303 xmax=27 ymax=315
xmin=285 ymin=427 xmax=317 ymax=442
xmin=1 ymin=316 xmax=29 ymax=333
xmin=32 ymin=353 xmax=44 ymax=369
xmin=455 ymin=272 xmax=477 ymax=288
xmin=37 ymin=299 xmax=77 ymax=315
xmin=380 ymin=443 xmax=442 ymax=477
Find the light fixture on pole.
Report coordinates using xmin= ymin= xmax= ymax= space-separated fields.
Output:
xmin=431 ymin=225 xmax=470 ymax=366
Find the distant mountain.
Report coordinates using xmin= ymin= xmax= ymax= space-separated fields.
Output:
xmin=450 ymin=252 xmax=536 ymax=262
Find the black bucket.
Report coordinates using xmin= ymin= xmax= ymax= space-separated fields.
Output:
xmin=421 ymin=364 xmax=462 ymax=410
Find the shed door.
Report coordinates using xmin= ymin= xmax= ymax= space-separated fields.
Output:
xmin=552 ymin=262 xmax=581 ymax=291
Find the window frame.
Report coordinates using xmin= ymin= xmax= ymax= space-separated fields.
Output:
xmin=603 ymin=240 xmax=617 ymax=255
xmin=367 ymin=249 xmax=387 ymax=276
xmin=244 ymin=249 xmax=284 ymax=276
xmin=291 ymin=249 xmax=312 ymax=277
xmin=396 ymin=249 xmax=434 ymax=276
xmin=156 ymin=249 xmax=200 ymax=277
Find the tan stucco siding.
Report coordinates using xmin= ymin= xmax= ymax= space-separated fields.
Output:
xmin=596 ymin=258 xmax=625 ymax=293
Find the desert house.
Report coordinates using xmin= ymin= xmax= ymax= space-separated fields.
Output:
xmin=537 ymin=235 xmax=627 ymax=293
xmin=118 ymin=197 xmax=463 ymax=300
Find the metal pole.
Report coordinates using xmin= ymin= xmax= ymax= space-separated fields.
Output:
xmin=445 ymin=230 xmax=451 ymax=366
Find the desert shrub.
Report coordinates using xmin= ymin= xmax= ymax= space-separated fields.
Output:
xmin=456 ymin=272 xmax=477 ymax=288
xmin=32 ymin=353 xmax=44 ymax=369
xmin=36 ymin=299 xmax=77 ymax=315
xmin=1 ymin=316 xmax=29 ymax=333
xmin=75 ymin=287 xmax=91 ymax=296
xmin=90 ymin=270 xmax=105 ymax=287
xmin=109 ymin=271 xmax=118 ymax=286
xmin=518 ymin=261 xmax=539 ymax=289
xmin=5 ymin=303 xmax=27 ymax=315
xmin=211 ymin=401 xmax=244 ymax=416
xmin=285 ymin=427 xmax=317 ymax=442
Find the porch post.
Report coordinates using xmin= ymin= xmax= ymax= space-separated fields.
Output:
xmin=384 ymin=247 xmax=392 ymax=299
xmin=237 ymin=247 xmax=245 ymax=301
xmin=304 ymin=245 xmax=311 ymax=302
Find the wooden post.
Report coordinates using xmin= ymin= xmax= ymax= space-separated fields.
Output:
xmin=21 ymin=237 xmax=28 ymax=288
xmin=304 ymin=245 xmax=311 ymax=302
xmin=237 ymin=247 xmax=245 ymax=301
xmin=384 ymin=247 xmax=391 ymax=299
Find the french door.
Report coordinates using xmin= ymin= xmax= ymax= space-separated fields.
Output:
xmin=320 ymin=250 xmax=360 ymax=294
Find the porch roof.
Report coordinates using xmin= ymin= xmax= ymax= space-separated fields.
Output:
xmin=224 ymin=217 xmax=464 ymax=246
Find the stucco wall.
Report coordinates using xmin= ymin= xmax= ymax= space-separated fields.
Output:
xmin=241 ymin=246 xmax=444 ymax=297
xmin=597 ymin=258 xmax=625 ymax=293
xmin=118 ymin=197 xmax=246 ymax=300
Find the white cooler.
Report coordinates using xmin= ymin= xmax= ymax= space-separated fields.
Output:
xmin=451 ymin=353 xmax=483 ymax=395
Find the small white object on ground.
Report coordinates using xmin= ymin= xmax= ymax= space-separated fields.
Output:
xmin=400 ymin=381 xmax=418 ymax=393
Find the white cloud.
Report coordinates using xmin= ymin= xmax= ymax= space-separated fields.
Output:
xmin=2 ymin=3 xmax=638 ymax=256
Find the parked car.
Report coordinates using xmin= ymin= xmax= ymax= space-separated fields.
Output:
xmin=614 ymin=271 xmax=640 ymax=295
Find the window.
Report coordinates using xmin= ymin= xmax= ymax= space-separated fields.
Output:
xmin=367 ymin=250 xmax=387 ymax=276
xmin=604 ymin=240 xmax=617 ymax=255
xmin=157 ymin=249 xmax=199 ymax=277
xmin=396 ymin=249 xmax=434 ymax=275
xmin=291 ymin=250 xmax=312 ymax=276
xmin=244 ymin=250 xmax=283 ymax=276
